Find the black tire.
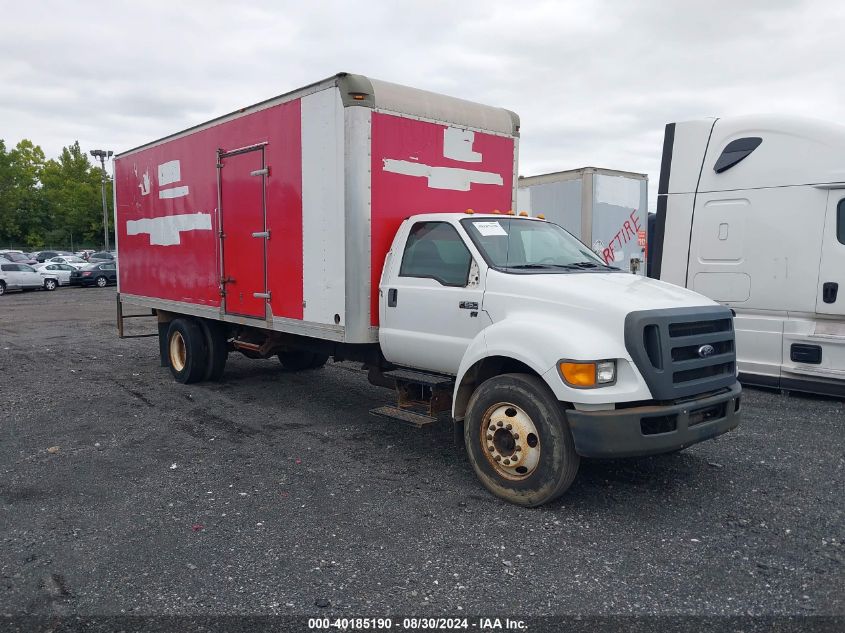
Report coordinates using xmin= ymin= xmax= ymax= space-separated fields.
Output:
xmin=166 ymin=318 xmax=207 ymax=384
xmin=277 ymin=350 xmax=329 ymax=371
xmin=95 ymin=276 xmax=107 ymax=288
xmin=0 ymin=281 xmax=5 ymax=296
xmin=43 ymin=278 xmax=57 ymax=291
xmin=464 ymin=373 xmax=580 ymax=507
xmin=198 ymin=319 xmax=228 ymax=382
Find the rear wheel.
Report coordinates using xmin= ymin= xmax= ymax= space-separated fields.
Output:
xmin=167 ymin=318 xmax=207 ymax=384
xmin=0 ymin=281 xmax=5 ymax=296
xmin=464 ymin=373 xmax=579 ymax=507
xmin=44 ymin=278 xmax=57 ymax=291
xmin=277 ymin=350 xmax=329 ymax=371
xmin=95 ymin=276 xmax=107 ymax=288
xmin=199 ymin=319 xmax=228 ymax=381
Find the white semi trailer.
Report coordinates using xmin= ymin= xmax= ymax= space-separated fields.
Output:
xmin=649 ymin=115 xmax=845 ymax=397
xmin=517 ymin=167 xmax=649 ymax=274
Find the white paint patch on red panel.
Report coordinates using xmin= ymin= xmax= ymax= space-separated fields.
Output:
xmin=382 ymin=159 xmax=503 ymax=191
xmin=301 ymin=87 xmax=346 ymax=326
xmin=126 ymin=212 xmax=212 ymax=246
xmin=443 ymin=128 xmax=482 ymax=162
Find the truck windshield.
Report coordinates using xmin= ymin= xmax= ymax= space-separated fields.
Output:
xmin=461 ymin=217 xmax=618 ymax=273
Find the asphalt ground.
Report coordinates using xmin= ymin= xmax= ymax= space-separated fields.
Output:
xmin=0 ymin=286 xmax=843 ymax=629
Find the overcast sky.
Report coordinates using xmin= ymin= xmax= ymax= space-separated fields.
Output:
xmin=2 ymin=0 xmax=843 ymax=211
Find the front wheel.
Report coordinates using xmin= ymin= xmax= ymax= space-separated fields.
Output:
xmin=95 ymin=276 xmax=107 ymax=288
xmin=0 ymin=281 xmax=5 ymax=296
xmin=44 ymin=278 xmax=57 ymax=291
xmin=464 ymin=373 xmax=580 ymax=507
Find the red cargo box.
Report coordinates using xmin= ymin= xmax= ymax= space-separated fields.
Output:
xmin=115 ymin=73 xmax=518 ymax=344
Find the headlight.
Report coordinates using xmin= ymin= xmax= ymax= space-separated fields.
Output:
xmin=558 ymin=360 xmax=617 ymax=388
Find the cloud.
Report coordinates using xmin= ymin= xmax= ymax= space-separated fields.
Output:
xmin=1 ymin=0 xmax=843 ymax=210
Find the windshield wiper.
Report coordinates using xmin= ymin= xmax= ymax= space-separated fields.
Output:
xmin=564 ymin=261 xmax=619 ymax=270
xmin=506 ymin=263 xmax=554 ymax=269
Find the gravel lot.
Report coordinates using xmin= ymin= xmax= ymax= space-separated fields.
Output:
xmin=1 ymin=287 xmax=843 ymax=624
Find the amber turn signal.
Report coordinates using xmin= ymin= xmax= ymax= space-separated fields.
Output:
xmin=559 ymin=362 xmax=597 ymax=387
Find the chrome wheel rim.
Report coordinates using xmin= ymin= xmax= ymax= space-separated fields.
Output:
xmin=169 ymin=331 xmax=187 ymax=372
xmin=97 ymin=277 xmax=106 ymax=287
xmin=480 ymin=402 xmax=541 ymax=480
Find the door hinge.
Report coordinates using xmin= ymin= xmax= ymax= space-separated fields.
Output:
xmin=219 ymin=231 xmax=226 ymax=239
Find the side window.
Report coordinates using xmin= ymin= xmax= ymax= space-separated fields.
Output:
xmin=400 ymin=222 xmax=472 ymax=287
xmin=714 ymin=137 xmax=762 ymax=173
xmin=1 ymin=264 xmax=14 ymax=272
xmin=838 ymin=199 xmax=845 ymax=246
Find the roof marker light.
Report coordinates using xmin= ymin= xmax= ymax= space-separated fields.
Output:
xmin=465 ymin=208 xmax=475 ymax=214
xmin=537 ymin=214 xmax=546 ymax=220
xmin=518 ymin=211 xmax=528 ymax=217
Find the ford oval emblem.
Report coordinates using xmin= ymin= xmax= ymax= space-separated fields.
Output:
xmin=698 ymin=344 xmax=716 ymax=358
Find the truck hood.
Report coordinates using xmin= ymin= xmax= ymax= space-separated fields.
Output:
xmin=483 ymin=270 xmax=717 ymax=319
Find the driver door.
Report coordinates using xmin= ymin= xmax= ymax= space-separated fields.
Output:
xmin=379 ymin=221 xmax=486 ymax=374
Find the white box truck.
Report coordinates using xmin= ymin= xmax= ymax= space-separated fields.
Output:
xmin=649 ymin=115 xmax=845 ymax=397
xmin=517 ymin=167 xmax=649 ymax=274
xmin=115 ymin=73 xmax=741 ymax=507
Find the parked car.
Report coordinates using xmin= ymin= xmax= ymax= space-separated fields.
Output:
xmin=49 ymin=255 xmax=89 ymax=269
xmin=75 ymin=249 xmax=96 ymax=260
xmin=0 ymin=250 xmax=38 ymax=265
xmin=34 ymin=262 xmax=77 ymax=286
xmin=69 ymin=262 xmax=117 ymax=287
xmin=87 ymin=251 xmax=116 ymax=264
xmin=34 ymin=250 xmax=72 ymax=263
xmin=0 ymin=263 xmax=59 ymax=294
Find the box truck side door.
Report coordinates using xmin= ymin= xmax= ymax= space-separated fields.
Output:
xmin=219 ymin=146 xmax=268 ymax=319
xmin=817 ymin=193 xmax=845 ymax=316
xmin=379 ymin=221 xmax=486 ymax=375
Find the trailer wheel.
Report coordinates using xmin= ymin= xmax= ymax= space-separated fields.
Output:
xmin=199 ymin=319 xmax=228 ymax=381
xmin=464 ymin=373 xmax=579 ymax=507
xmin=167 ymin=318 xmax=207 ymax=384
xmin=278 ymin=350 xmax=329 ymax=371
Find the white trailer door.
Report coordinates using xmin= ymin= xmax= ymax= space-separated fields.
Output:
xmin=380 ymin=221 xmax=486 ymax=375
xmin=816 ymin=193 xmax=845 ymax=316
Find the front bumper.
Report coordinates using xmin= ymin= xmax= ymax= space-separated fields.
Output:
xmin=567 ymin=382 xmax=741 ymax=458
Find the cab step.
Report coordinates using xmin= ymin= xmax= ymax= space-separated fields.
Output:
xmin=382 ymin=368 xmax=455 ymax=388
xmin=369 ymin=405 xmax=436 ymax=428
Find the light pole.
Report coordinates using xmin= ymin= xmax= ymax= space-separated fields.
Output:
xmin=90 ymin=149 xmax=113 ymax=251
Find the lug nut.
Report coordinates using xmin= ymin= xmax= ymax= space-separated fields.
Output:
xmin=515 ymin=446 xmax=522 ymax=452
xmin=513 ymin=434 xmax=519 ymax=440
xmin=488 ymin=444 xmax=495 ymax=452
xmin=506 ymin=424 xmax=512 ymax=430
xmin=503 ymin=459 xmax=510 ymax=465
xmin=495 ymin=455 xmax=501 ymax=462
xmin=487 ymin=434 xmax=493 ymax=441
xmin=497 ymin=421 xmax=503 ymax=427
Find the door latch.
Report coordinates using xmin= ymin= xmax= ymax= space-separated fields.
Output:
xmin=253 ymin=292 xmax=271 ymax=300
xmin=823 ymin=282 xmax=839 ymax=304
xmin=251 ymin=231 xmax=270 ymax=239
xmin=459 ymin=301 xmax=479 ymax=310
xmin=388 ymin=288 xmax=398 ymax=307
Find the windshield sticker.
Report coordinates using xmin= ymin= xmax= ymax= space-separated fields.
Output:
xmin=475 ymin=221 xmax=508 ymax=237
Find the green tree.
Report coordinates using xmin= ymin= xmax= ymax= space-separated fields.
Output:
xmin=0 ymin=139 xmax=48 ymax=247
xmin=40 ymin=141 xmax=112 ymax=249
